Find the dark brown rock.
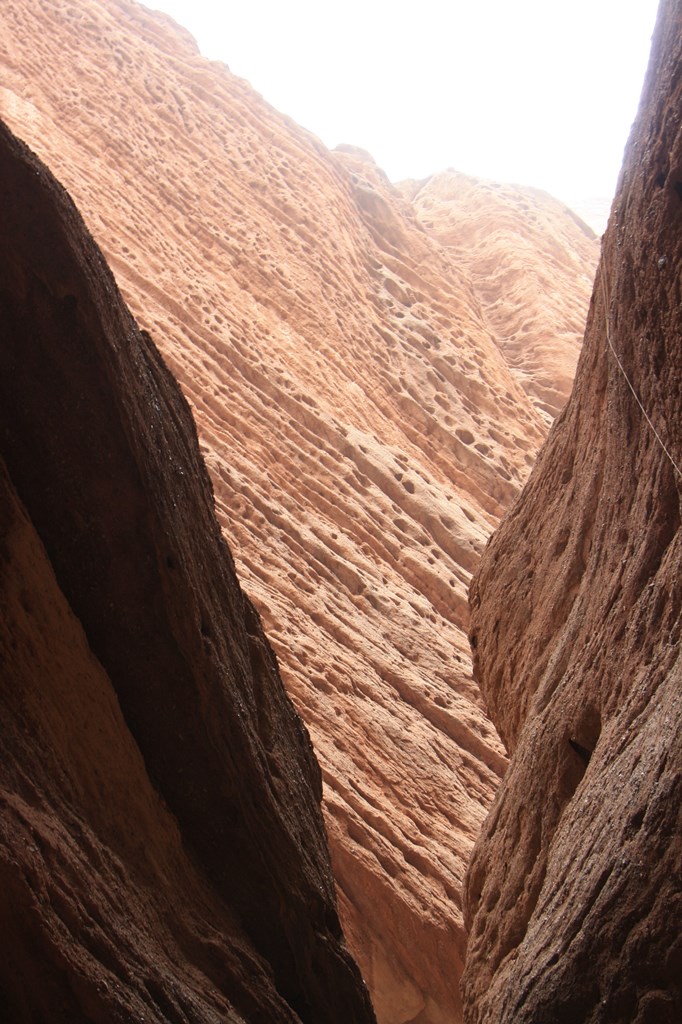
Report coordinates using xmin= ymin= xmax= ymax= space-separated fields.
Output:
xmin=462 ymin=2 xmax=682 ymax=1021
xmin=0 ymin=118 xmax=375 ymax=1023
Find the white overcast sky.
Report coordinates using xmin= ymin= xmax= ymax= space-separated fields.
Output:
xmin=146 ymin=0 xmax=660 ymax=207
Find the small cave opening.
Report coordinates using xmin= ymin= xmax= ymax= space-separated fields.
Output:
xmin=563 ymin=703 xmax=602 ymax=802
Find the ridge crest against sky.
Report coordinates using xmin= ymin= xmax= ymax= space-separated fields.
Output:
xmin=146 ymin=0 xmax=659 ymax=209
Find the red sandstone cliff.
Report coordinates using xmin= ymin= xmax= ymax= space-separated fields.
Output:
xmin=0 ymin=1 xmax=597 ymax=1019
xmin=400 ymin=170 xmax=598 ymax=422
xmin=0 ymin=119 xmax=375 ymax=1024
xmin=463 ymin=1 xmax=682 ymax=1019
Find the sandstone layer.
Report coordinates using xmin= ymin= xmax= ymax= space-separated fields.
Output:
xmin=0 ymin=118 xmax=375 ymax=1024
xmin=400 ymin=171 xmax=598 ymax=422
xmin=0 ymin=2 xmax=596 ymax=1019
xmin=463 ymin=1 xmax=682 ymax=1019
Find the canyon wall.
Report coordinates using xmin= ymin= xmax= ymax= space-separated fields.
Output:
xmin=463 ymin=0 xmax=682 ymax=1020
xmin=0 ymin=118 xmax=374 ymax=1023
xmin=0 ymin=1 xmax=596 ymax=1019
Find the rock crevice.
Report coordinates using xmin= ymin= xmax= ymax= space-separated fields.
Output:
xmin=0 ymin=1 xmax=598 ymax=1017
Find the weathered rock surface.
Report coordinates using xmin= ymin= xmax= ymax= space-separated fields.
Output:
xmin=0 ymin=2 xmax=596 ymax=1019
xmin=400 ymin=171 xmax=598 ymax=422
xmin=463 ymin=1 xmax=682 ymax=1019
xmin=0 ymin=119 xmax=375 ymax=1024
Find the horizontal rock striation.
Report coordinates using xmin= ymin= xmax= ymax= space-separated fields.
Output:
xmin=0 ymin=2 xmax=596 ymax=1018
xmin=463 ymin=1 xmax=682 ymax=1020
xmin=0 ymin=119 xmax=374 ymax=1024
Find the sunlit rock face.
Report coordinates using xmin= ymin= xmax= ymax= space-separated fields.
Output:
xmin=0 ymin=118 xmax=375 ymax=1024
xmin=400 ymin=170 xmax=598 ymax=423
xmin=463 ymin=1 xmax=682 ymax=1020
xmin=0 ymin=1 xmax=596 ymax=1019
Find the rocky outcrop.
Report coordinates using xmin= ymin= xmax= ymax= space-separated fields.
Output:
xmin=0 ymin=2 xmax=596 ymax=1018
xmin=400 ymin=170 xmax=598 ymax=422
xmin=0 ymin=119 xmax=374 ymax=1024
xmin=463 ymin=1 xmax=682 ymax=1020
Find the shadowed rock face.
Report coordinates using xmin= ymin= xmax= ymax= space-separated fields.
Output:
xmin=0 ymin=119 xmax=375 ymax=1024
xmin=0 ymin=2 xmax=596 ymax=1019
xmin=463 ymin=2 xmax=682 ymax=1020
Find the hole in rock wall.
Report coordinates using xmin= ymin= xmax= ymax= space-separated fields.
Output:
xmin=562 ymin=703 xmax=602 ymax=802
